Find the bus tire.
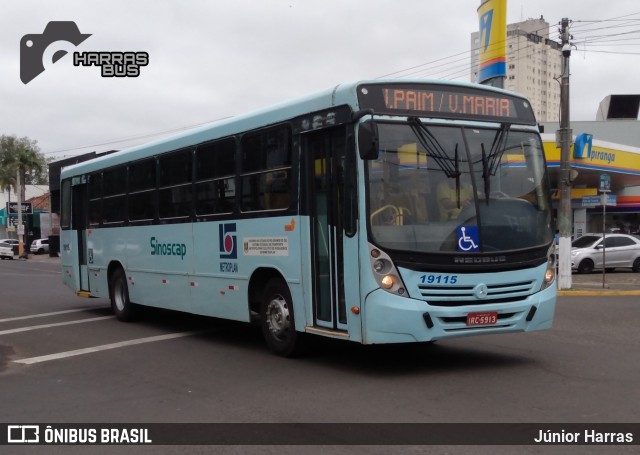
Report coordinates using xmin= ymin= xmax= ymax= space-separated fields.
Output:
xmin=109 ymin=268 xmax=140 ymax=322
xmin=260 ymin=278 xmax=302 ymax=357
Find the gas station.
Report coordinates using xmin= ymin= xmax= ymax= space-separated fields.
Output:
xmin=542 ymin=113 xmax=640 ymax=237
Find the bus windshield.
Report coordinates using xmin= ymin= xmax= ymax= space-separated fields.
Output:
xmin=367 ymin=121 xmax=553 ymax=255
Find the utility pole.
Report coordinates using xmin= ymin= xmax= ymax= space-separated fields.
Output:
xmin=557 ymin=18 xmax=573 ymax=290
xmin=16 ymin=169 xmax=25 ymax=257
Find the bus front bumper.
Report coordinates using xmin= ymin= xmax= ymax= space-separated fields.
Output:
xmin=362 ymin=284 xmax=556 ymax=344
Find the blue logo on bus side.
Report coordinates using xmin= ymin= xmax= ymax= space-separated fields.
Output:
xmin=219 ymin=223 xmax=237 ymax=259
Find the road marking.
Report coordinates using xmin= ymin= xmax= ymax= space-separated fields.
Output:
xmin=13 ymin=331 xmax=206 ymax=365
xmin=0 ymin=308 xmax=95 ymax=323
xmin=0 ymin=316 xmax=114 ymax=335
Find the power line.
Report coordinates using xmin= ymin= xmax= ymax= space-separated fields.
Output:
xmin=49 ymin=12 xmax=640 ymax=156
xmin=576 ymin=49 xmax=640 ymax=55
xmin=43 ymin=117 xmax=231 ymax=157
xmin=379 ymin=12 xmax=640 ymax=83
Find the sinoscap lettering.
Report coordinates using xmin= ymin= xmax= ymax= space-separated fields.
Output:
xmin=150 ymin=237 xmax=186 ymax=260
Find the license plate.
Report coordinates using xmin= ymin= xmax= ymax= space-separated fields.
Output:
xmin=466 ymin=312 xmax=498 ymax=326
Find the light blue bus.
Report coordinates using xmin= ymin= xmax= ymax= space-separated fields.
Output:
xmin=60 ymin=80 xmax=556 ymax=356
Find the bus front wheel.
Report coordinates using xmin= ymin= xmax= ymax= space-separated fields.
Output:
xmin=109 ymin=268 xmax=140 ymax=322
xmin=260 ymin=278 xmax=302 ymax=357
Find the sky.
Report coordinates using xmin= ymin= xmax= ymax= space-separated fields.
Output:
xmin=1 ymin=0 xmax=639 ymax=161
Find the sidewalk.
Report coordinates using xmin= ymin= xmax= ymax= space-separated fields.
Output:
xmin=557 ymin=271 xmax=640 ymax=296
xmin=16 ymin=253 xmax=59 ymax=261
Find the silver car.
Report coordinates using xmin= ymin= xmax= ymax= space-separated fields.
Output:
xmin=571 ymin=233 xmax=640 ymax=273
xmin=30 ymin=238 xmax=50 ymax=255
xmin=0 ymin=242 xmax=14 ymax=260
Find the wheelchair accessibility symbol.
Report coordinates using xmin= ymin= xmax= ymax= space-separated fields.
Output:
xmin=457 ymin=225 xmax=479 ymax=252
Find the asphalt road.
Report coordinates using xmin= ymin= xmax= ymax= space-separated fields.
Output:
xmin=0 ymin=258 xmax=638 ymax=455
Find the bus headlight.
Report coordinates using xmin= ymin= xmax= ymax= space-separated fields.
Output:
xmin=369 ymin=244 xmax=407 ymax=296
xmin=541 ymin=249 xmax=556 ymax=291
xmin=381 ymin=275 xmax=395 ymax=289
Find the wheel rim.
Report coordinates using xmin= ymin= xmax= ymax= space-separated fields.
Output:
xmin=265 ymin=294 xmax=290 ymax=342
xmin=113 ymin=280 xmax=126 ymax=312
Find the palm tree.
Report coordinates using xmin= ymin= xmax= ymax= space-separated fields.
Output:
xmin=0 ymin=136 xmax=18 ymax=195
xmin=0 ymin=135 xmax=47 ymax=201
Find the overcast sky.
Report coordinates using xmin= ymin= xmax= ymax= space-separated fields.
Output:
xmin=2 ymin=0 xmax=639 ymax=160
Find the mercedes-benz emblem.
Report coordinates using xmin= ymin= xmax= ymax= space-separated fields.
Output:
xmin=474 ymin=283 xmax=489 ymax=299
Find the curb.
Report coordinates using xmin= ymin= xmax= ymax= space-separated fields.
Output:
xmin=557 ymin=289 xmax=640 ymax=296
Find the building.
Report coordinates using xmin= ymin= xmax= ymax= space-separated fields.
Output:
xmin=471 ymin=17 xmax=562 ymax=122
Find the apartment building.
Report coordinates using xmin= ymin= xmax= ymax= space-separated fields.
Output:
xmin=471 ymin=17 xmax=562 ymax=122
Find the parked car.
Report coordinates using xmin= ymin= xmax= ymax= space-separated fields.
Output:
xmin=30 ymin=238 xmax=50 ymax=255
xmin=0 ymin=239 xmax=20 ymax=255
xmin=0 ymin=242 xmax=14 ymax=260
xmin=571 ymin=233 xmax=640 ymax=273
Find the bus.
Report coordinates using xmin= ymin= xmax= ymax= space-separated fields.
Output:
xmin=60 ymin=80 xmax=556 ymax=356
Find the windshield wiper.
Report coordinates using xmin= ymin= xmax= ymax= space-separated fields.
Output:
xmin=487 ymin=123 xmax=510 ymax=175
xmin=479 ymin=123 xmax=510 ymax=203
xmin=408 ymin=117 xmax=459 ymax=179
xmin=481 ymin=144 xmax=490 ymax=204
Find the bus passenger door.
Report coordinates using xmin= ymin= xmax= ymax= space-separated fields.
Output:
xmin=305 ymin=126 xmax=354 ymax=332
xmin=71 ymin=181 xmax=90 ymax=292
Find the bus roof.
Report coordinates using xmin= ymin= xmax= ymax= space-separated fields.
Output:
xmin=60 ymin=79 xmax=527 ymax=178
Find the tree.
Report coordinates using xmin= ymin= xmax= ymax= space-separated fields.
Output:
xmin=0 ymin=135 xmax=48 ymax=200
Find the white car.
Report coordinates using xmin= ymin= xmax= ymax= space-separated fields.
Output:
xmin=571 ymin=233 xmax=640 ymax=273
xmin=30 ymin=238 xmax=50 ymax=255
xmin=0 ymin=242 xmax=14 ymax=260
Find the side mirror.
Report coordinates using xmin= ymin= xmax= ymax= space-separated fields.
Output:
xmin=358 ymin=121 xmax=379 ymax=160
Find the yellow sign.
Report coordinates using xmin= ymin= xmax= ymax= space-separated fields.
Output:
xmin=543 ymin=139 xmax=640 ymax=175
xmin=551 ymin=188 xmax=597 ymax=200
xmin=477 ymin=0 xmax=507 ymax=83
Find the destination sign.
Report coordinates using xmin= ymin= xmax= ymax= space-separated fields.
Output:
xmin=357 ymin=83 xmax=537 ymax=125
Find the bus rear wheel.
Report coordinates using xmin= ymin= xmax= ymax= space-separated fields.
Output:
xmin=260 ymin=278 xmax=302 ymax=357
xmin=109 ymin=268 xmax=140 ymax=321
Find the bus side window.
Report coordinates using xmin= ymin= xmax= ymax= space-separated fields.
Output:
xmin=195 ymin=139 xmax=236 ymax=216
xmin=60 ymin=179 xmax=72 ymax=230
xmin=240 ymin=126 xmax=292 ymax=212
xmin=128 ymin=158 xmax=157 ymax=222
xmin=102 ymin=166 xmax=126 ymax=223
xmin=159 ymin=149 xmax=193 ymax=219
xmin=265 ymin=170 xmax=290 ymax=210
xmin=88 ymin=173 xmax=102 ymax=226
